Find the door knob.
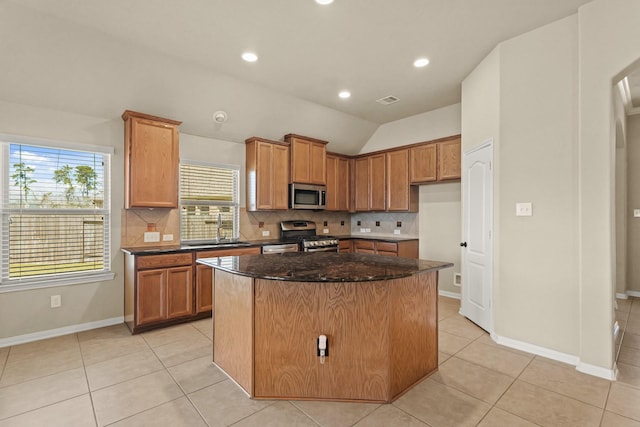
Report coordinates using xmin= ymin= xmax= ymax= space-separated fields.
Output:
xmin=459 ymin=242 xmax=467 ymax=247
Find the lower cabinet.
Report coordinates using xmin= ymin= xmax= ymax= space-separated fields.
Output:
xmin=352 ymin=239 xmax=418 ymax=258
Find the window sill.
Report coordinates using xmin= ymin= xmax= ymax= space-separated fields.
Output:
xmin=0 ymin=272 xmax=115 ymax=293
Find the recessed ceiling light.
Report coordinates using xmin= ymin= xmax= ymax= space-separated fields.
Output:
xmin=413 ymin=57 xmax=430 ymax=68
xmin=316 ymin=0 xmax=334 ymax=4
xmin=242 ymin=52 xmax=258 ymax=62
xmin=339 ymin=91 xmax=351 ymax=99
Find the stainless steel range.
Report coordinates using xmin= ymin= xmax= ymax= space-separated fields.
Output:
xmin=280 ymin=220 xmax=339 ymax=252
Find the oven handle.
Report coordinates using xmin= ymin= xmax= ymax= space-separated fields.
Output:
xmin=304 ymin=246 xmax=339 ymax=253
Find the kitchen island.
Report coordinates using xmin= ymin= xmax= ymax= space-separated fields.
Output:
xmin=197 ymin=252 xmax=452 ymax=403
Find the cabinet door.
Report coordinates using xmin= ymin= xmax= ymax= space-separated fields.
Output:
xmin=326 ymin=155 xmax=338 ymax=211
xmin=272 ymin=143 xmax=290 ymax=209
xmin=386 ymin=150 xmax=411 ymax=211
xmin=437 ymin=138 xmax=461 ymax=180
xmin=338 ymin=239 xmax=352 ymax=253
xmin=336 ymin=157 xmax=350 ymax=211
xmin=290 ymin=138 xmax=311 ymax=184
xmin=354 ymin=158 xmax=370 ymax=211
xmin=410 ymin=144 xmax=437 ymax=183
xmin=368 ymin=154 xmax=386 ymax=211
xmin=256 ymin=141 xmax=275 ymax=210
xmin=137 ymin=269 xmax=167 ymax=325
xmin=126 ymin=117 xmax=179 ymax=208
xmin=310 ymin=142 xmax=327 ymax=185
xmin=196 ymin=264 xmax=213 ymax=313
xmin=166 ymin=266 xmax=193 ymax=319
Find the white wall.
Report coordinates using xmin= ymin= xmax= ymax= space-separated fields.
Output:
xmin=614 ymin=85 xmax=628 ymax=297
xmin=627 ymin=115 xmax=640 ymax=293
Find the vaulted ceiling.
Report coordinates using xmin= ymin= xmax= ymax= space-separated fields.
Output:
xmin=0 ymin=0 xmax=592 ymax=153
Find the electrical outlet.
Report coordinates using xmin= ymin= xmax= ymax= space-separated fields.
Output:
xmin=262 ymin=230 xmax=270 ymax=237
xmin=323 ymin=228 xmax=329 ymax=234
xmin=394 ymin=229 xmax=401 ymax=235
xmin=144 ymin=231 xmax=160 ymax=242
xmin=51 ymin=295 xmax=61 ymax=308
xmin=515 ymin=202 xmax=533 ymax=217
xmin=162 ymin=234 xmax=174 ymax=241
xmin=634 ymin=209 xmax=640 ymax=218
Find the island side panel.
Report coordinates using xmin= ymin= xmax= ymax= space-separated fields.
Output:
xmin=389 ymin=271 xmax=438 ymax=399
xmin=254 ymin=279 xmax=323 ymax=399
xmin=213 ymin=269 xmax=254 ymax=395
xmin=321 ymin=281 xmax=390 ymax=401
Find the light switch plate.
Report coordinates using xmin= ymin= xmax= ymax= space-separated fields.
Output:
xmin=143 ymin=231 xmax=160 ymax=242
xmin=634 ymin=209 xmax=640 ymax=218
xmin=162 ymin=234 xmax=174 ymax=241
xmin=516 ymin=202 xmax=533 ymax=217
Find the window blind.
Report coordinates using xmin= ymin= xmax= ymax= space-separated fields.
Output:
xmin=180 ymin=162 xmax=239 ymax=242
xmin=1 ymin=142 xmax=110 ymax=285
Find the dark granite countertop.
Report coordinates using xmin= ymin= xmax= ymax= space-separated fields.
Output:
xmin=197 ymin=252 xmax=452 ymax=282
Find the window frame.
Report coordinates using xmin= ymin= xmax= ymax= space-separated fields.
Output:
xmin=0 ymin=134 xmax=114 ymax=293
xmin=179 ymin=159 xmax=240 ymax=244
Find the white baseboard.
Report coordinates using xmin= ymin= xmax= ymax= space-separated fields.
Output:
xmin=0 ymin=316 xmax=124 ymax=348
xmin=439 ymin=290 xmax=461 ymax=299
xmin=491 ymin=333 xmax=616 ymax=381
xmin=616 ymin=293 xmax=629 ymax=300
xmin=628 ymin=290 xmax=640 ymax=298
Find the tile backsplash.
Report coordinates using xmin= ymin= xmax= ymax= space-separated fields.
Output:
xmin=350 ymin=212 xmax=418 ymax=237
xmin=240 ymin=209 xmax=351 ymax=240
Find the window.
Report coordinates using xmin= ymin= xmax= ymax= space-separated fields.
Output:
xmin=180 ymin=161 xmax=239 ymax=243
xmin=0 ymin=137 xmax=112 ymax=291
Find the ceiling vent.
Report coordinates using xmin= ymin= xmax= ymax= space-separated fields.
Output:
xmin=376 ymin=95 xmax=400 ymax=105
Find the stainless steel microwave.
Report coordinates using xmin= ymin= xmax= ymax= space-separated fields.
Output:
xmin=289 ymin=183 xmax=326 ymax=210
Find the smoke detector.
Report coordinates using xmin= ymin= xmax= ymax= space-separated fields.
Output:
xmin=213 ymin=111 xmax=228 ymax=123
xmin=376 ymin=95 xmax=400 ymax=105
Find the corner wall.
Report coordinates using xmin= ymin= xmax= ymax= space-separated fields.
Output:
xmin=627 ymin=115 xmax=640 ymax=293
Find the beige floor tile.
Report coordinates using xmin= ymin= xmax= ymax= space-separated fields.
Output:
xmin=141 ymin=323 xmax=203 ymax=348
xmin=430 ymin=356 xmax=515 ymax=404
xmin=233 ymin=401 xmax=318 ymax=427
xmin=617 ymin=310 xmax=629 ymax=322
xmin=0 ymin=394 xmax=96 ymax=427
xmin=438 ymin=351 xmax=452 ymax=365
xmin=622 ymin=332 xmax=640 ymax=350
xmin=167 ymin=355 xmax=227 ymax=394
xmin=0 ymin=347 xmax=9 ymax=376
xmin=79 ymin=324 xmax=150 ymax=366
xmin=627 ymin=318 xmax=640 ymax=334
xmin=86 ymin=349 xmax=164 ymax=391
xmin=151 ymin=334 xmax=212 ymax=367
xmin=518 ymin=357 xmax=611 ymax=407
xmin=189 ymin=379 xmax=272 ymax=427
xmin=394 ymin=378 xmax=491 ymax=427
xmin=618 ymin=362 xmax=640 ymax=389
xmin=109 ymin=396 xmax=207 ymax=427
xmin=91 ymin=370 xmax=183 ymax=426
xmin=439 ymin=315 xmax=485 ymax=340
xmin=618 ymin=346 xmax=640 ymax=367
xmin=617 ymin=298 xmax=632 ymax=313
xmin=0 ymin=346 xmax=83 ymax=387
xmin=191 ymin=318 xmax=213 ymax=340
xmin=456 ymin=341 xmax=533 ymax=378
xmin=5 ymin=334 xmax=78 ymax=361
xmin=354 ymin=404 xmax=429 ymax=427
xmin=291 ymin=400 xmax=380 ymax=427
xmin=0 ymin=367 xmax=88 ymax=420
xmin=477 ymin=407 xmax=538 ymax=427
xmin=601 ymin=411 xmax=640 ymax=427
xmin=496 ymin=380 xmax=603 ymax=427
xmin=607 ymin=382 xmax=640 ymax=422
xmin=438 ymin=331 xmax=472 ymax=355
xmin=438 ymin=304 xmax=460 ymax=321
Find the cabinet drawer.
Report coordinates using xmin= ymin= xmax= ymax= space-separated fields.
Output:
xmin=197 ymin=247 xmax=261 ymax=258
xmin=353 ymin=240 xmax=375 ymax=250
xmin=376 ymin=242 xmax=398 ymax=253
xmin=137 ymin=253 xmax=193 ymax=270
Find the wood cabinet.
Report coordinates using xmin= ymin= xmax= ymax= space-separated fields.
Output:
xmin=195 ymin=246 xmax=261 ymax=314
xmin=386 ymin=149 xmax=418 ymax=212
xmin=285 ymin=134 xmax=328 ymax=185
xmin=352 ymin=239 xmax=418 ymax=258
xmin=326 ymin=153 xmax=350 ymax=211
xmin=122 ymin=110 xmax=181 ymax=208
xmin=354 ymin=154 xmax=386 ymax=211
xmin=245 ymin=137 xmax=290 ymax=211
xmin=410 ymin=135 xmax=461 ymax=184
xmin=126 ymin=252 xmax=194 ymax=332
xmin=338 ymin=239 xmax=352 ymax=253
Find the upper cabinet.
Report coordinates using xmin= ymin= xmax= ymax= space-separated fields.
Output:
xmin=410 ymin=135 xmax=461 ymax=184
xmin=354 ymin=153 xmax=386 ymax=211
xmin=326 ymin=153 xmax=351 ymax=212
xmin=386 ymin=149 xmax=418 ymax=212
xmin=122 ymin=110 xmax=182 ymax=209
xmin=245 ymin=137 xmax=290 ymax=211
xmin=285 ymin=134 xmax=328 ymax=185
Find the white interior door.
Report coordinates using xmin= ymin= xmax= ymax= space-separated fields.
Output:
xmin=460 ymin=140 xmax=493 ymax=332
